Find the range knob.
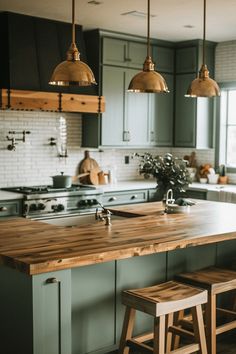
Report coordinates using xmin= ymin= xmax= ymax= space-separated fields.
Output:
xmin=38 ymin=203 xmax=46 ymax=210
xmin=29 ymin=203 xmax=37 ymax=211
xmin=92 ymin=199 xmax=98 ymax=205
xmin=57 ymin=204 xmax=65 ymax=211
xmin=78 ymin=200 xmax=88 ymax=207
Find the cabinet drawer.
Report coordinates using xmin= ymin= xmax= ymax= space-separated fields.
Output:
xmin=102 ymin=190 xmax=148 ymax=206
xmin=0 ymin=200 xmax=22 ymax=218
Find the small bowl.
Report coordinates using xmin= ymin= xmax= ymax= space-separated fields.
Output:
xmin=199 ymin=177 xmax=208 ymax=184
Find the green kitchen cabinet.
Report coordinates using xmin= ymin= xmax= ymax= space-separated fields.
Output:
xmin=0 ymin=199 xmax=22 ymax=218
xmin=175 ymin=46 xmax=197 ymax=73
xmin=149 ymin=74 xmax=174 ymax=146
xmin=152 ymin=45 xmax=175 ymax=73
xmin=101 ymin=65 xmax=150 ymax=147
xmin=103 ymin=37 xmax=146 ymax=69
xmin=0 ymin=267 xmax=71 ymax=354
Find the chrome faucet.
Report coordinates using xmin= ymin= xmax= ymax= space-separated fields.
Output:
xmin=95 ymin=203 xmax=112 ymax=226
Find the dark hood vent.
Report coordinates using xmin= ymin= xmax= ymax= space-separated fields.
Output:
xmin=0 ymin=12 xmax=96 ymax=95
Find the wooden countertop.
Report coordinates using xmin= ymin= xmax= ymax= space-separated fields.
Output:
xmin=1 ymin=200 xmax=236 ymax=275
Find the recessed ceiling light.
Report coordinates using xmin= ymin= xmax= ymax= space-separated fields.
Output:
xmin=87 ymin=1 xmax=103 ymax=5
xmin=184 ymin=25 xmax=195 ymax=29
xmin=121 ymin=11 xmax=156 ymax=19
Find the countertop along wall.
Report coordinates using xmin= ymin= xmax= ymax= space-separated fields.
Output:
xmin=0 ymin=110 xmax=215 ymax=187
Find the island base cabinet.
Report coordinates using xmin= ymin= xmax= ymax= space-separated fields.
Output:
xmin=0 ymin=267 xmax=71 ymax=354
xmin=32 ymin=270 xmax=71 ymax=354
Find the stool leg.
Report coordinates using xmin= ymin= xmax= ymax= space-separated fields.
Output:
xmin=166 ymin=312 xmax=174 ymax=353
xmin=191 ymin=305 xmax=208 ymax=354
xmin=173 ymin=310 xmax=184 ymax=350
xmin=119 ymin=306 xmax=136 ymax=354
xmin=153 ymin=315 xmax=165 ymax=354
xmin=205 ymin=293 xmax=216 ymax=354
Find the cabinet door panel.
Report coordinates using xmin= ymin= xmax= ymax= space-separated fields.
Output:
xmin=102 ymin=66 xmax=126 ymax=146
xmin=103 ymin=37 xmax=128 ymax=66
xmin=174 ymin=73 xmax=197 ymax=147
xmin=33 ymin=270 xmax=71 ymax=354
xmin=126 ymin=69 xmax=149 ymax=146
xmin=176 ymin=47 xmax=197 ymax=73
xmin=128 ymin=42 xmax=146 ymax=69
xmin=152 ymin=46 xmax=174 ymax=73
xmin=150 ymin=74 xmax=174 ymax=146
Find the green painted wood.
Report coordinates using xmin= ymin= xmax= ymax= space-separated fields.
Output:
xmin=71 ymin=262 xmax=116 ymax=354
xmin=102 ymin=189 xmax=148 ymax=206
xmin=128 ymin=41 xmax=147 ymax=69
xmin=167 ymin=244 xmax=217 ymax=280
xmin=0 ymin=199 xmax=22 ymax=217
xmin=0 ymin=265 xmax=33 ymax=354
xmin=33 ymin=270 xmax=72 ymax=354
xmin=216 ymin=240 xmax=236 ymax=268
xmin=116 ymin=253 xmax=167 ymax=342
xmin=176 ymin=47 xmax=197 ymax=73
xmin=152 ymin=46 xmax=175 ymax=73
xmin=174 ymin=73 xmax=197 ymax=147
xmin=149 ymin=74 xmax=174 ymax=146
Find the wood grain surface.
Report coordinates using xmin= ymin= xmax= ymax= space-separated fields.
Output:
xmin=0 ymin=200 xmax=236 ymax=275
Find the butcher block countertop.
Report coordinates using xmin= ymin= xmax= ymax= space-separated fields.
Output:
xmin=1 ymin=200 xmax=236 ymax=275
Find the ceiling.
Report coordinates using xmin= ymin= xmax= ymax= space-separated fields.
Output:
xmin=0 ymin=0 xmax=235 ymax=43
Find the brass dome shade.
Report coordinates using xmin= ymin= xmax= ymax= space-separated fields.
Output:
xmin=186 ymin=64 xmax=220 ymax=97
xmin=128 ymin=0 xmax=169 ymax=94
xmin=49 ymin=0 xmax=96 ymax=87
xmin=186 ymin=0 xmax=220 ymax=98
xmin=128 ymin=56 xmax=169 ymax=93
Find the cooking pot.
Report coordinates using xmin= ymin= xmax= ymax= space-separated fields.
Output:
xmin=51 ymin=172 xmax=72 ymax=188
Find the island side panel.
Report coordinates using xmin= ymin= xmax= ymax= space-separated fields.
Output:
xmin=71 ymin=261 xmax=116 ymax=354
xmin=116 ymin=252 xmax=167 ymax=342
xmin=0 ymin=265 xmax=33 ymax=354
xmin=167 ymin=244 xmax=217 ymax=279
xmin=32 ymin=269 xmax=72 ymax=354
xmin=216 ymin=239 xmax=236 ymax=268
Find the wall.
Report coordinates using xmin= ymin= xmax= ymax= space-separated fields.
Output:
xmin=0 ymin=110 xmax=215 ymax=187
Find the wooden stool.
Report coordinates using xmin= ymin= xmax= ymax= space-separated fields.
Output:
xmin=119 ymin=280 xmax=208 ymax=354
xmin=175 ymin=267 xmax=236 ymax=354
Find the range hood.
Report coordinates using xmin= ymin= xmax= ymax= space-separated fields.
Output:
xmin=0 ymin=12 xmax=104 ymax=113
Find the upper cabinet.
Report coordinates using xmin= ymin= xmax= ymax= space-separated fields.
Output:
xmin=0 ymin=12 xmax=96 ymax=95
xmin=174 ymin=40 xmax=216 ymax=148
xmin=82 ymin=29 xmax=175 ymax=148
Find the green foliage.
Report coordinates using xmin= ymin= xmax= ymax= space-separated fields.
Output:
xmin=136 ymin=152 xmax=192 ymax=194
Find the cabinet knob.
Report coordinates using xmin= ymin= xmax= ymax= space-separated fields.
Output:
xmin=0 ymin=206 xmax=7 ymax=212
xmin=108 ymin=196 xmax=117 ymax=202
xmin=131 ymin=195 xmax=138 ymax=200
xmin=46 ymin=277 xmax=60 ymax=284
xmin=150 ymin=131 xmax=155 ymax=142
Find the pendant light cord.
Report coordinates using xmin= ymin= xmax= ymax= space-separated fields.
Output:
xmin=147 ymin=0 xmax=150 ymax=57
xmin=202 ymin=0 xmax=206 ymax=64
xmin=72 ymin=0 xmax=75 ymax=44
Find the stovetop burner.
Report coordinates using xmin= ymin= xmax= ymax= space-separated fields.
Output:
xmin=2 ymin=184 xmax=97 ymax=195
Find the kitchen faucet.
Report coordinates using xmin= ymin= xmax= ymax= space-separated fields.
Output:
xmin=95 ymin=202 xmax=112 ymax=226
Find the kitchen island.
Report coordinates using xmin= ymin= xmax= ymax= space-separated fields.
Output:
xmin=0 ymin=200 xmax=236 ymax=354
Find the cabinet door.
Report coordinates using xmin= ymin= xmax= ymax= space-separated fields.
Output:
xmin=101 ymin=66 xmax=126 ymax=146
xmin=174 ymin=73 xmax=197 ymax=147
xmin=126 ymin=68 xmax=150 ymax=146
xmin=0 ymin=200 xmax=22 ymax=218
xmin=128 ymin=41 xmax=146 ymax=69
xmin=103 ymin=37 xmax=128 ymax=66
xmin=149 ymin=74 xmax=174 ymax=146
xmin=175 ymin=47 xmax=197 ymax=73
xmin=152 ymin=46 xmax=174 ymax=73
xmin=32 ymin=270 xmax=71 ymax=354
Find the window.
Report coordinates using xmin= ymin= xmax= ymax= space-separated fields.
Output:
xmin=218 ymin=88 xmax=236 ymax=170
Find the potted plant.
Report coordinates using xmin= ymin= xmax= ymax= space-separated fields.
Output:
xmin=135 ymin=152 xmax=192 ymax=200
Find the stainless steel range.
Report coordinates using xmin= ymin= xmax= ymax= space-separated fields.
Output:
xmin=3 ymin=185 xmax=103 ymax=221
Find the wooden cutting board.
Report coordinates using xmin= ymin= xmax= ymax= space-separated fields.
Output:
xmin=79 ymin=151 xmax=100 ymax=184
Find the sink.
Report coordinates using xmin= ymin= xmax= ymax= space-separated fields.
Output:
xmin=41 ymin=213 xmax=137 ymax=227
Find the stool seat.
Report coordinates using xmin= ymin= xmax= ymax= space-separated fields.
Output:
xmin=175 ymin=267 xmax=236 ymax=294
xmin=123 ymin=280 xmax=207 ymax=316
xmin=119 ymin=281 xmax=208 ymax=354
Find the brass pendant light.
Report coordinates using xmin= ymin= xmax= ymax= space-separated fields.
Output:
xmin=49 ymin=0 xmax=96 ymax=86
xmin=128 ymin=0 xmax=169 ymax=93
xmin=185 ymin=0 xmax=220 ymax=97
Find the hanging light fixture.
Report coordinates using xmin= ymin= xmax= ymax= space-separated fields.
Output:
xmin=127 ymin=0 xmax=169 ymax=93
xmin=49 ymin=0 xmax=96 ymax=86
xmin=185 ymin=0 xmax=220 ymax=97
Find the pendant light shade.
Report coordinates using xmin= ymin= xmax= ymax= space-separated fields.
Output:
xmin=185 ymin=0 xmax=220 ymax=98
xmin=128 ymin=0 xmax=169 ymax=93
xmin=49 ymin=0 xmax=96 ymax=86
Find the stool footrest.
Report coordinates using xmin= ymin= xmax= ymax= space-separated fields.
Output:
xmin=133 ymin=331 xmax=154 ymax=343
xmin=170 ymin=343 xmax=200 ymax=354
xmin=169 ymin=325 xmax=195 ymax=339
xmin=216 ymin=320 xmax=236 ymax=335
xmin=127 ymin=339 xmax=153 ymax=353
